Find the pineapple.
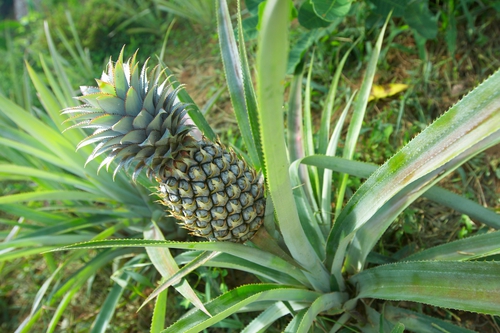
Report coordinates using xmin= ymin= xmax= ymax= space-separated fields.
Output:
xmin=62 ymin=52 xmax=265 ymax=242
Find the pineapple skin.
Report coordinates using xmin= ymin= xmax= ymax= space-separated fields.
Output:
xmin=62 ymin=51 xmax=265 ymax=242
xmin=157 ymin=139 xmax=265 ymax=242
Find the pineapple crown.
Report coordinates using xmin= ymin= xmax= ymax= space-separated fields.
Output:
xmin=62 ymin=50 xmax=196 ymax=180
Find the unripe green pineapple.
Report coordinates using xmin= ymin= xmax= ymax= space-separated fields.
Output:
xmin=62 ymin=52 xmax=265 ymax=242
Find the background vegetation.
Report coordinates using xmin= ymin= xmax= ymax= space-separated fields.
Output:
xmin=0 ymin=0 xmax=499 ymax=332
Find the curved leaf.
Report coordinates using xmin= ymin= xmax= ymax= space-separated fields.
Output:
xmin=50 ymin=238 xmax=307 ymax=284
xmin=162 ymin=284 xmax=321 ymax=333
xmin=296 ymin=292 xmax=347 ymax=332
xmin=175 ymin=251 xmax=306 ymax=285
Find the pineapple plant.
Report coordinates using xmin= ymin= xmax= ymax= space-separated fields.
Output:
xmin=62 ymin=52 xmax=265 ymax=242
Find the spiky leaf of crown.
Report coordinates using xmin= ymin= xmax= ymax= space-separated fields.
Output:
xmin=62 ymin=52 xmax=195 ymax=179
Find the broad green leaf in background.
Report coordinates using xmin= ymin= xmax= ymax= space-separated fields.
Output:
xmin=286 ymin=17 xmax=342 ymax=75
xmin=245 ymin=0 xmax=265 ymax=15
xmin=298 ymin=1 xmax=330 ymax=29
xmin=311 ymin=0 xmax=352 ymax=21
xmin=404 ymin=0 xmax=438 ymax=39
xmin=367 ymin=0 xmax=409 ymax=17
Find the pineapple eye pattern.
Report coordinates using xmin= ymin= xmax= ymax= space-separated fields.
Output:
xmin=62 ymin=52 xmax=265 ymax=242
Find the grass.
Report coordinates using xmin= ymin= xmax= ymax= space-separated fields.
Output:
xmin=0 ymin=0 xmax=499 ymax=331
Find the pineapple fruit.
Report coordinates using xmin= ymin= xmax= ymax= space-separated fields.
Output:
xmin=62 ymin=52 xmax=265 ymax=242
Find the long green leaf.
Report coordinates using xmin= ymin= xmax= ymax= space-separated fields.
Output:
xmin=405 ymin=230 xmax=500 ymax=261
xmin=256 ymin=0 xmax=329 ymax=292
xmin=0 ymin=204 xmax=66 ymax=225
xmin=217 ymin=0 xmax=261 ymax=169
xmin=423 ymin=186 xmax=500 ymax=229
xmin=317 ymin=40 xmax=359 ymax=156
xmin=43 ymin=22 xmax=74 ymax=107
xmin=0 ymin=190 xmax=109 ymax=205
xmin=0 ymin=235 xmax=93 ymax=250
xmin=0 ymin=137 xmax=70 ymax=172
xmin=301 ymin=155 xmax=500 ymax=229
xmin=236 ymin=0 xmax=263 ymax=171
xmin=175 ymin=251 xmax=306 ymax=286
xmin=0 ymin=164 xmax=95 ymax=192
xmin=304 ymin=50 xmax=317 ymax=161
xmin=0 ymin=93 xmax=82 ymax=167
xmin=150 ymin=288 xmax=168 ymax=333
xmin=320 ymin=92 xmax=355 ymax=226
xmin=51 ymin=239 xmax=307 ymax=286
xmin=350 ymin=261 xmax=500 ymax=315
xmin=287 ymin=67 xmax=319 ymax=217
xmin=287 ymin=66 xmax=305 ymax=163
xmin=334 ymin=16 xmax=389 ymax=219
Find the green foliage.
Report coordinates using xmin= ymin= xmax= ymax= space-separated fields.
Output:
xmin=367 ymin=0 xmax=438 ymax=39
xmin=1 ymin=0 xmax=500 ymax=332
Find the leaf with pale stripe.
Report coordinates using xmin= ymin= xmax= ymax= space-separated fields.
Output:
xmin=350 ymin=261 xmax=500 ymax=315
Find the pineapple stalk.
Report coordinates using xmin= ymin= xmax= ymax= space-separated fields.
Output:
xmin=62 ymin=51 xmax=265 ymax=242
